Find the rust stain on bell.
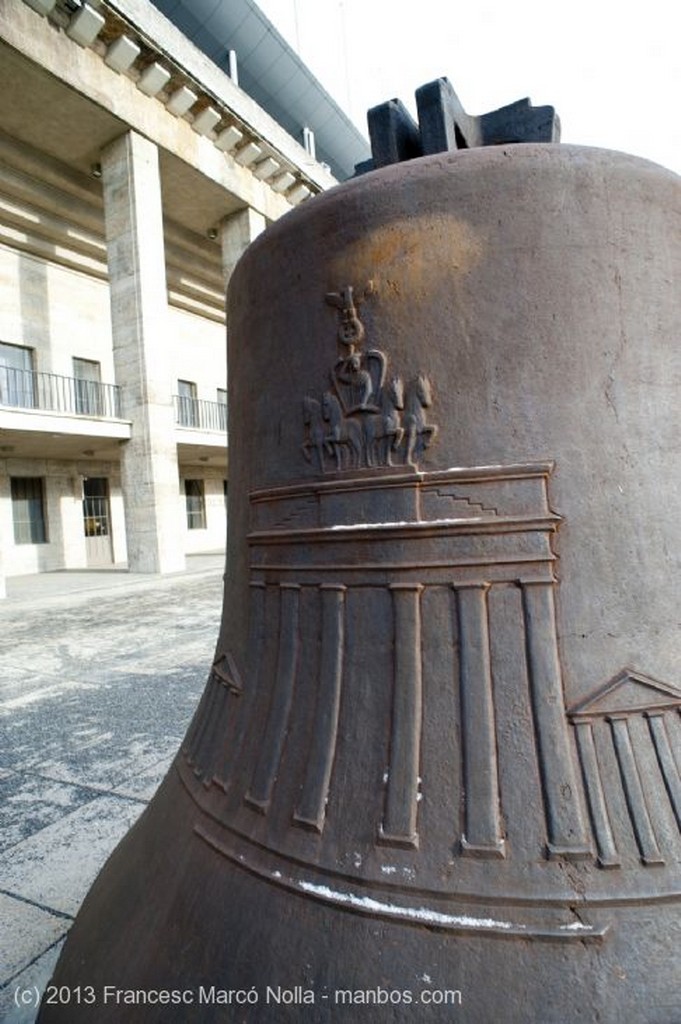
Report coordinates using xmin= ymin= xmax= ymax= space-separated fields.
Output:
xmin=39 ymin=81 xmax=681 ymax=1022
xmin=332 ymin=213 xmax=488 ymax=293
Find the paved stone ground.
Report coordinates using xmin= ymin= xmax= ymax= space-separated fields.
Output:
xmin=0 ymin=557 xmax=224 ymax=1023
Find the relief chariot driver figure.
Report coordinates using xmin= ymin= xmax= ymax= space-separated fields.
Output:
xmin=327 ymin=283 xmax=384 ymax=413
xmin=334 ymin=350 xmax=374 ymax=410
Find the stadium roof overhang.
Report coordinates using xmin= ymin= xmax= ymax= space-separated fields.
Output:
xmin=150 ymin=0 xmax=371 ymax=180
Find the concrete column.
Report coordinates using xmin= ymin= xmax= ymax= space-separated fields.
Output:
xmin=101 ymin=131 xmax=184 ymax=574
xmin=220 ymin=207 xmax=266 ymax=283
xmin=60 ymin=473 xmax=87 ymax=570
xmin=0 ymin=470 xmax=9 ymax=597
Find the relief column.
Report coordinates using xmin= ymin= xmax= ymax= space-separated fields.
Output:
xmin=455 ymin=582 xmax=505 ymax=857
xmin=521 ymin=579 xmax=591 ymax=857
xmin=380 ymin=583 xmax=424 ymax=847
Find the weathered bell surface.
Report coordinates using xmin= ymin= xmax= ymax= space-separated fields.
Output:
xmin=40 ymin=91 xmax=680 ymax=1021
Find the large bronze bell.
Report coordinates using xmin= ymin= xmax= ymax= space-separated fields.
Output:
xmin=39 ymin=86 xmax=681 ymax=1021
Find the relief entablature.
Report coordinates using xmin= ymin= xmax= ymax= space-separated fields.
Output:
xmin=249 ymin=460 xmax=558 ymax=539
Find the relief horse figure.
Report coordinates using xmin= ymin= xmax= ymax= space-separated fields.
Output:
xmin=302 ymin=395 xmax=327 ymax=473
xmin=364 ymin=375 xmax=405 ymax=467
xmin=403 ymin=372 xmax=438 ymax=466
xmin=322 ymin=391 xmax=363 ymax=471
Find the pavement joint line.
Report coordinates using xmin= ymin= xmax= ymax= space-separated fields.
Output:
xmin=0 ymin=563 xmax=220 ymax=1002
xmin=0 ymin=935 xmax=68 ymax=991
xmin=4 ymin=769 xmax=154 ymax=806
xmin=0 ymin=888 xmax=74 ymax=923
xmin=39 ymin=777 xmax=154 ymax=804
xmin=0 ymin=774 xmax=153 ymax=856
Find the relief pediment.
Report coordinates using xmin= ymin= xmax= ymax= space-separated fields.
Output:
xmin=569 ymin=669 xmax=681 ymax=721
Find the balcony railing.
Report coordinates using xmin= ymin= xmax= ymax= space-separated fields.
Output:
xmin=0 ymin=367 xmax=121 ymax=419
xmin=174 ymin=395 xmax=227 ymax=433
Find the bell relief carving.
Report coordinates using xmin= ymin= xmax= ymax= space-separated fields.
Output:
xmin=301 ymin=283 xmax=438 ymax=472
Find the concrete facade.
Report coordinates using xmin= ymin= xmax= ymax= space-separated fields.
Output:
xmin=0 ymin=0 xmax=356 ymax=590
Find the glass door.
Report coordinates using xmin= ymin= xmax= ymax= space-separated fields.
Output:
xmin=82 ymin=477 xmax=113 ymax=566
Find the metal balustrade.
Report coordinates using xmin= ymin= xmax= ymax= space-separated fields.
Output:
xmin=0 ymin=368 xmax=228 ymax=434
xmin=174 ymin=395 xmax=227 ymax=433
xmin=0 ymin=367 xmax=121 ymax=418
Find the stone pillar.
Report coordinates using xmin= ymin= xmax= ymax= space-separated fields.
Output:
xmin=101 ymin=131 xmax=184 ymax=574
xmin=0 ymin=471 xmax=8 ymax=598
xmin=220 ymin=207 xmax=266 ymax=284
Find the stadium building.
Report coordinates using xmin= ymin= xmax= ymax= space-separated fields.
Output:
xmin=0 ymin=0 xmax=368 ymax=595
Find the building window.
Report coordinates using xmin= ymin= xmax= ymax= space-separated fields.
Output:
xmin=177 ymin=379 xmax=198 ymax=427
xmin=82 ymin=477 xmax=110 ymax=537
xmin=0 ymin=342 xmax=34 ymax=408
xmin=217 ymin=387 xmax=227 ymax=430
xmin=73 ymin=357 xmax=102 ymax=416
xmin=11 ymin=477 xmax=47 ymax=544
xmin=185 ymin=479 xmax=206 ymax=530
xmin=223 ymin=479 xmax=228 ymax=505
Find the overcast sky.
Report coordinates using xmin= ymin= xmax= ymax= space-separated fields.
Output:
xmin=257 ymin=0 xmax=680 ymax=176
